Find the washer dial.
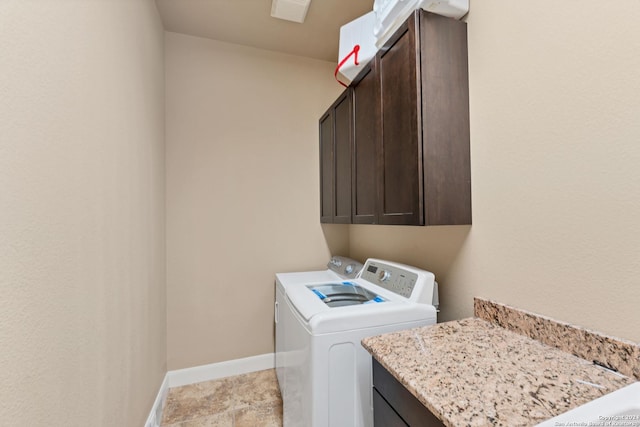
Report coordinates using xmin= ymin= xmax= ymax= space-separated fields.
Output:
xmin=378 ymin=270 xmax=391 ymax=282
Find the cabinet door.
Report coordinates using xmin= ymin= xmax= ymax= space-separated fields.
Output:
xmin=373 ymin=389 xmax=408 ymax=427
xmin=352 ymin=63 xmax=379 ymax=224
xmin=333 ymin=90 xmax=352 ymax=223
xmin=377 ymin=15 xmax=424 ymax=225
xmin=319 ymin=90 xmax=352 ymax=223
xmin=319 ymin=109 xmax=334 ymax=223
xmin=373 ymin=359 xmax=445 ymax=427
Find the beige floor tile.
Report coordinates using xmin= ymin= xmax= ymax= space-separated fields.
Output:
xmin=234 ymin=403 xmax=283 ymax=427
xmin=162 ymin=377 xmax=235 ymax=425
xmin=235 ymin=369 xmax=282 ymax=408
xmin=167 ymin=411 xmax=234 ymax=427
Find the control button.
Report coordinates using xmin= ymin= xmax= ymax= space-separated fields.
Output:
xmin=378 ymin=270 xmax=391 ymax=282
xmin=345 ymin=264 xmax=354 ymax=275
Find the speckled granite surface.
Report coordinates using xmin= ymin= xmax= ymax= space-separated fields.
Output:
xmin=474 ymin=298 xmax=640 ymax=381
xmin=362 ymin=318 xmax=636 ymax=427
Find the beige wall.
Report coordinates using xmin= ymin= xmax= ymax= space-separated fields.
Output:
xmin=165 ymin=32 xmax=348 ymax=369
xmin=0 ymin=1 xmax=165 ymax=426
xmin=351 ymin=0 xmax=640 ymax=342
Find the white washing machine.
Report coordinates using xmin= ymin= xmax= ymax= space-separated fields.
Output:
xmin=275 ymin=258 xmax=439 ymax=427
xmin=275 ymin=256 xmax=363 ymax=388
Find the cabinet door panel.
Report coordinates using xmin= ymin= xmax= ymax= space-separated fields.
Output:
xmin=378 ymin=17 xmax=423 ymax=225
xmin=352 ymin=64 xmax=379 ymax=224
xmin=333 ymin=92 xmax=352 ymax=223
xmin=373 ymin=359 xmax=445 ymax=427
xmin=373 ymin=389 xmax=407 ymax=427
xmin=319 ymin=111 xmax=334 ymax=223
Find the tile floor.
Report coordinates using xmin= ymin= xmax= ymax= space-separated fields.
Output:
xmin=160 ymin=369 xmax=283 ymax=427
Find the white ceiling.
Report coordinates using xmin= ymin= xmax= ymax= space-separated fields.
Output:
xmin=155 ymin=0 xmax=374 ymax=62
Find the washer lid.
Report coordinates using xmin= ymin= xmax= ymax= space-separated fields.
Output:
xmin=286 ymin=283 xmax=332 ymax=321
xmin=276 ymin=269 xmax=342 ymax=289
xmin=285 ymin=280 xmax=401 ymax=323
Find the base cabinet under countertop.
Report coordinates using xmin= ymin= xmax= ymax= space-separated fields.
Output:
xmin=372 ymin=359 xmax=445 ymax=427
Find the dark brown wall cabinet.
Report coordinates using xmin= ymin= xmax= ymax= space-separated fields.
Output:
xmin=373 ymin=359 xmax=445 ymax=427
xmin=319 ymin=10 xmax=471 ymax=226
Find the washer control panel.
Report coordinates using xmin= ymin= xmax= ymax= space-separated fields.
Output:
xmin=360 ymin=260 xmax=418 ymax=299
xmin=327 ymin=256 xmax=363 ymax=279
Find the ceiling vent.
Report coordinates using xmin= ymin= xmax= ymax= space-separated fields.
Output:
xmin=271 ymin=0 xmax=311 ymax=23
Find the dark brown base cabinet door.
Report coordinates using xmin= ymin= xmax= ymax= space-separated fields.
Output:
xmin=373 ymin=389 xmax=408 ymax=427
xmin=373 ymin=359 xmax=445 ymax=427
xmin=319 ymin=90 xmax=352 ymax=223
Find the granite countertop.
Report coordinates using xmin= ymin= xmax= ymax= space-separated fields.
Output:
xmin=362 ymin=316 xmax=636 ymax=427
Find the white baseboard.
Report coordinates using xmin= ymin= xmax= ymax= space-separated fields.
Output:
xmin=144 ymin=353 xmax=275 ymax=426
xmin=144 ymin=374 xmax=168 ymax=427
